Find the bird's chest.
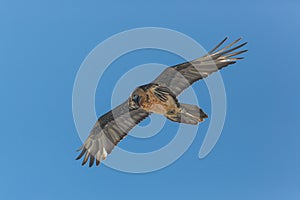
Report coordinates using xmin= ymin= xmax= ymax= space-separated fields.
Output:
xmin=140 ymin=92 xmax=177 ymax=114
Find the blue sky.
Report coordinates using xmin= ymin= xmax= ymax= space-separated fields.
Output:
xmin=1 ymin=0 xmax=300 ymax=199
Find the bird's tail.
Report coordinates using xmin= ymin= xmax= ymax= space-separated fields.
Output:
xmin=166 ymin=103 xmax=208 ymax=125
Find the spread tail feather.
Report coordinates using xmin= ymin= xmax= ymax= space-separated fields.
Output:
xmin=166 ymin=103 xmax=208 ymax=124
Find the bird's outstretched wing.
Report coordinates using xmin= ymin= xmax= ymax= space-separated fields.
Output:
xmin=76 ymin=99 xmax=150 ymax=167
xmin=152 ymin=37 xmax=247 ymax=96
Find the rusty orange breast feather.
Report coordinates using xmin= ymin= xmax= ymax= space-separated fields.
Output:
xmin=140 ymin=91 xmax=174 ymax=114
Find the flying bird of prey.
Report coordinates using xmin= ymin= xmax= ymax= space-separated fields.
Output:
xmin=76 ymin=37 xmax=247 ymax=167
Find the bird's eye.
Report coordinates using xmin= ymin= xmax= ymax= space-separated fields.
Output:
xmin=132 ymin=94 xmax=140 ymax=104
xmin=132 ymin=94 xmax=138 ymax=100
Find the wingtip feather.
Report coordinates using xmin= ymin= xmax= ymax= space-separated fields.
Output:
xmin=89 ymin=155 xmax=95 ymax=167
xmin=208 ymin=37 xmax=228 ymax=54
xmin=75 ymin=148 xmax=86 ymax=160
xmin=82 ymin=152 xmax=90 ymax=166
xmin=96 ymin=159 xmax=100 ymax=166
xmin=76 ymin=145 xmax=83 ymax=152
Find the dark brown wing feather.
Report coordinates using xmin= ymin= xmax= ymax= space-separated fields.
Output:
xmin=152 ymin=37 xmax=248 ymax=96
xmin=76 ymin=99 xmax=150 ymax=167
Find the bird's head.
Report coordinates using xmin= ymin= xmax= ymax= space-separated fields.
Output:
xmin=129 ymin=88 xmax=145 ymax=110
